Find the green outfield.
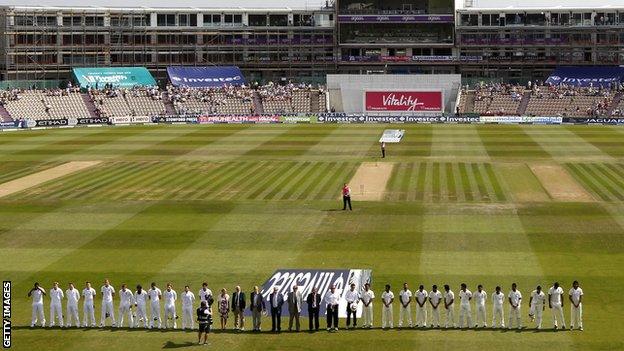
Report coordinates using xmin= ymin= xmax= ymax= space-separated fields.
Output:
xmin=1 ymin=124 xmax=623 ymax=350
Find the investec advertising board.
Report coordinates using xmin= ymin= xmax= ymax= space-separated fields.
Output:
xmin=364 ymin=91 xmax=443 ymax=113
xmin=254 ymin=269 xmax=372 ymax=318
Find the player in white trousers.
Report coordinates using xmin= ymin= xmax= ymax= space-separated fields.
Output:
xmin=148 ymin=282 xmax=163 ymax=329
xmin=491 ymin=286 xmax=505 ymax=328
xmin=65 ymin=283 xmax=80 ymax=328
xmin=118 ymin=284 xmax=134 ymax=328
xmin=360 ymin=283 xmax=375 ymax=328
xmin=428 ymin=285 xmax=442 ymax=328
xmin=163 ymin=283 xmax=178 ymax=329
xmin=508 ymin=283 xmax=522 ymax=329
xmin=568 ymin=281 xmax=583 ymax=331
xmin=458 ymin=283 xmax=472 ymax=329
xmin=82 ymin=282 xmax=97 ymax=327
xmin=473 ymin=285 xmax=487 ymax=328
xmin=28 ymin=282 xmax=46 ymax=327
xmin=181 ymin=285 xmax=196 ymax=330
xmin=548 ymin=282 xmax=566 ymax=330
xmin=381 ymin=284 xmax=394 ymax=329
xmin=529 ymin=285 xmax=546 ymax=329
xmin=48 ymin=282 xmax=64 ymax=327
xmin=134 ymin=285 xmax=149 ymax=328
xmin=443 ymin=285 xmax=456 ymax=328
xmin=414 ymin=285 xmax=428 ymax=328
xmin=100 ymin=279 xmax=116 ymax=327
xmin=398 ymin=283 xmax=413 ymax=328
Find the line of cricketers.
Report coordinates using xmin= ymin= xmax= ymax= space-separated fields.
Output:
xmin=27 ymin=279 xmax=584 ymax=332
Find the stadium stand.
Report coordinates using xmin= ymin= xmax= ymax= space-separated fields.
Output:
xmin=90 ymin=87 xmax=166 ymax=118
xmin=167 ymin=85 xmax=255 ymax=115
xmin=3 ymin=88 xmax=91 ymax=120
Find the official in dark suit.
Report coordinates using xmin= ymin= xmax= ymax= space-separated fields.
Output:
xmin=231 ymin=286 xmax=246 ymax=331
xmin=269 ymin=287 xmax=284 ymax=332
xmin=249 ymin=286 xmax=265 ymax=332
xmin=306 ymin=287 xmax=322 ymax=331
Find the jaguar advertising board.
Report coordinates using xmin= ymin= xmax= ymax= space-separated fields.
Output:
xmin=364 ymin=91 xmax=443 ymax=113
xmin=255 ymin=269 xmax=372 ymax=318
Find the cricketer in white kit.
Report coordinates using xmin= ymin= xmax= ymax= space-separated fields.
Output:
xmin=381 ymin=284 xmax=394 ymax=329
xmin=428 ymin=285 xmax=442 ymax=328
xmin=360 ymin=283 xmax=375 ymax=328
xmin=443 ymin=285 xmax=456 ymax=328
xmin=458 ymin=283 xmax=472 ymax=329
xmin=473 ymin=285 xmax=487 ymax=328
xmin=65 ymin=283 xmax=80 ymax=328
xmin=491 ymin=286 xmax=505 ymax=328
xmin=134 ymin=285 xmax=149 ymax=328
xmin=148 ymin=282 xmax=163 ymax=329
xmin=181 ymin=285 xmax=196 ymax=330
xmin=398 ymin=283 xmax=413 ymax=328
xmin=529 ymin=285 xmax=546 ymax=329
xmin=414 ymin=285 xmax=428 ymax=328
xmin=548 ymin=282 xmax=566 ymax=330
xmin=163 ymin=283 xmax=178 ymax=329
xmin=82 ymin=282 xmax=97 ymax=327
xmin=28 ymin=282 xmax=46 ymax=327
xmin=569 ymin=281 xmax=583 ymax=331
xmin=508 ymin=283 xmax=522 ymax=330
xmin=100 ymin=279 xmax=116 ymax=327
xmin=118 ymin=284 xmax=134 ymax=328
xmin=49 ymin=282 xmax=64 ymax=327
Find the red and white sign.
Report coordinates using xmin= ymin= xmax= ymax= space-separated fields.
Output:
xmin=364 ymin=91 xmax=443 ymax=112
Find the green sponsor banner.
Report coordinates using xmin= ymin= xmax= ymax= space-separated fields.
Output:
xmin=279 ymin=114 xmax=317 ymax=123
xmin=72 ymin=67 xmax=156 ymax=88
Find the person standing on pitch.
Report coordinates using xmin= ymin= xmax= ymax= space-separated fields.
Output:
xmin=569 ymin=281 xmax=583 ymax=331
xmin=398 ymin=282 xmax=413 ymax=328
xmin=65 ymin=283 xmax=80 ymax=328
xmin=82 ymin=282 xmax=96 ymax=327
xmin=529 ymin=285 xmax=546 ymax=329
xmin=100 ymin=279 xmax=116 ymax=327
xmin=197 ymin=301 xmax=211 ymax=346
xmin=181 ymin=285 xmax=196 ymax=330
xmin=49 ymin=282 xmax=64 ymax=327
xmin=148 ymin=282 xmax=163 ymax=329
xmin=414 ymin=285 xmax=427 ymax=328
xmin=380 ymin=142 xmax=386 ymax=158
xmin=28 ymin=282 xmax=46 ymax=327
xmin=287 ymin=285 xmax=303 ymax=332
xmin=548 ymin=282 xmax=566 ymax=330
xmin=342 ymin=183 xmax=352 ymax=211
xmin=134 ymin=285 xmax=149 ymax=328
xmin=443 ymin=285 xmax=456 ymax=328
xmin=163 ymin=283 xmax=178 ymax=329
xmin=345 ymin=283 xmax=360 ymax=329
xmin=491 ymin=286 xmax=505 ymax=328
xmin=250 ymin=286 xmax=265 ymax=332
xmin=458 ymin=283 xmax=472 ymax=329
xmin=324 ymin=285 xmax=340 ymax=331
xmin=269 ymin=287 xmax=284 ymax=332
xmin=381 ymin=284 xmax=394 ymax=329
xmin=508 ymin=283 xmax=522 ymax=330
xmin=428 ymin=285 xmax=442 ymax=328
xmin=360 ymin=283 xmax=375 ymax=328
xmin=473 ymin=285 xmax=487 ymax=328
xmin=118 ymin=284 xmax=134 ymax=328
xmin=231 ymin=285 xmax=246 ymax=331
xmin=306 ymin=286 xmax=321 ymax=331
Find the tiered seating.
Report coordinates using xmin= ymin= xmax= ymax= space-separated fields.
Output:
xmin=525 ymin=86 xmax=614 ymax=117
xmin=318 ymin=91 xmax=327 ymax=113
xmin=470 ymin=84 xmax=524 ymax=115
xmin=167 ymin=86 xmax=254 ymax=115
xmin=90 ymin=88 xmax=165 ymax=117
xmin=292 ymin=90 xmax=311 ymax=113
xmin=456 ymin=90 xmax=470 ymax=113
xmin=4 ymin=90 xmax=90 ymax=120
xmin=262 ymin=98 xmax=293 ymax=114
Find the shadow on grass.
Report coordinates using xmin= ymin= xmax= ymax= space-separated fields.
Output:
xmin=163 ymin=341 xmax=197 ymax=349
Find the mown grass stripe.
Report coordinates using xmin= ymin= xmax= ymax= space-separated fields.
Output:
xmin=207 ymin=162 xmax=259 ymax=195
xmin=566 ymin=163 xmax=610 ymax=201
xmin=483 ymin=163 xmax=507 ymax=202
xmin=244 ymin=163 xmax=293 ymax=199
xmin=296 ymin=162 xmax=336 ymax=200
xmin=445 ymin=163 xmax=457 ymax=202
xmin=308 ymin=162 xmax=346 ymax=200
xmin=471 ymin=163 xmax=490 ymax=202
xmin=49 ymin=162 xmax=137 ymax=200
xmin=414 ymin=162 xmax=427 ymax=201
xmin=0 ymin=161 xmax=61 ymax=184
xmin=210 ymin=162 xmax=263 ymax=199
xmin=457 ymin=162 xmax=474 ymax=202
xmin=281 ymin=162 xmax=328 ymax=200
xmin=594 ymin=163 xmax=624 ymax=201
xmin=580 ymin=163 xmax=624 ymax=201
xmin=86 ymin=162 xmax=167 ymax=200
xmin=320 ymin=162 xmax=359 ymax=200
xmin=431 ymin=162 xmax=441 ymax=202
xmin=168 ymin=161 xmax=212 ymax=200
xmin=269 ymin=162 xmax=315 ymax=200
xmin=26 ymin=162 xmax=117 ymax=200
xmin=400 ymin=162 xmax=415 ymax=201
xmin=261 ymin=162 xmax=309 ymax=200
xmin=121 ymin=162 xmax=187 ymax=201
xmin=216 ymin=162 xmax=271 ymax=201
xmin=451 ymin=162 xmax=465 ymax=202
xmin=188 ymin=162 xmax=245 ymax=200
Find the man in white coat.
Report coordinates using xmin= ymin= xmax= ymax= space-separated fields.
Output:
xmin=163 ymin=283 xmax=178 ymax=329
xmin=134 ymin=285 xmax=149 ymax=328
xmin=428 ymin=285 xmax=442 ymax=328
xmin=49 ymin=282 xmax=64 ymax=327
xmin=508 ymin=283 xmax=522 ymax=330
xmin=458 ymin=283 xmax=472 ymax=329
xmin=569 ymin=281 xmax=583 ymax=331
xmin=118 ymin=284 xmax=134 ymax=328
xmin=65 ymin=283 xmax=80 ymax=328
xmin=28 ymin=282 xmax=46 ymax=327
xmin=82 ymin=282 xmax=96 ymax=327
xmin=473 ymin=285 xmax=487 ymax=328
xmin=491 ymin=286 xmax=505 ymax=328
xmin=100 ymin=279 xmax=116 ymax=327
xmin=398 ymin=283 xmax=413 ymax=328
xmin=548 ymin=282 xmax=566 ymax=330
xmin=414 ymin=285 xmax=428 ymax=328
xmin=148 ymin=282 xmax=163 ymax=329
xmin=443 ymin=284 xmax=455 ymax=328
xmin=529 ymin=285 xmax=546 ymax=329
xmin=181 ymin=285 xmax=196 ymax=330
